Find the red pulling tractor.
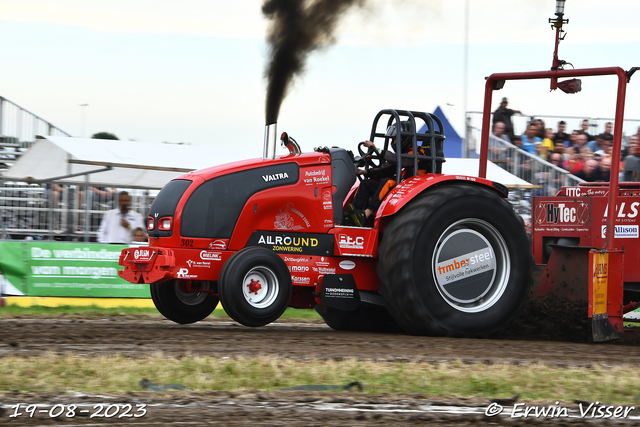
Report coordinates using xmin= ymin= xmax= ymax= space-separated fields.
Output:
xmin=119 ymin=109 xmax=533 ymax=338
xmin=120 ymin=2 xmax=640 ymax=341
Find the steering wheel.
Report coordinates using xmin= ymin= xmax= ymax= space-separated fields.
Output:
xmin=357 ymin=142 xmax=383 ymax=170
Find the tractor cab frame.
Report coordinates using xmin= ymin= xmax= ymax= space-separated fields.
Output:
xmin=363 ymin=109 xmax=446 ymax=179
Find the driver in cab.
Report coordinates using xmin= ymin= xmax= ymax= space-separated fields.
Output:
xmin=345 ymin=121 xmax=430 ymax=227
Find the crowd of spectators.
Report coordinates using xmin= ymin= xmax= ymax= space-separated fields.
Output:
xmin=491 ymin=100 xmax=640 ymax=184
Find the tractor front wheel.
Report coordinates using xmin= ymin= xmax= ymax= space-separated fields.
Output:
xmin=150 ymin=280 xmax=219 ymax=324
xmin=218 ymin=247 xmax=292 ymax=327
xmin=378 ymin=184 xmax=532 ymax=337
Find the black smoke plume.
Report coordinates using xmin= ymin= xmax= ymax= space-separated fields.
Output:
xmin=262 ymin=0 xmax=365 ymax=125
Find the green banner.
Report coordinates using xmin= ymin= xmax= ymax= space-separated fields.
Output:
xmin=0 ymin=241 xmax=150 ymax=298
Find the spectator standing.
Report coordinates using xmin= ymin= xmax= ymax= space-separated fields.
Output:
xmin=574 ymin=133 xmax=589 ymax=149
xmin=506 ymin=135 xmax=532 ymax=181
xmin=511 ymin=135 xmax=523 ymax=150
xmin=492 ymin=97 xmax=521 ymax=140
xmin=492 ymin=121 xmax=511 ymax=143
xmin=132 ymin=227 xmax=148 ymax=243
xmin=97 ymin=191 xmax=144 ymax=244
xmin=549 ymin=152 xmax=565 ymax=169
xmin=604 ymin=121 xmax=613 ymax=137
xmin=586 ymin=134 xmax=606 ymax=154
xmin=45 ymin=183 xmax=63 ymax=208
xmin=490 ymin=122 xmax=511 ymax=168
xmin=564 ymin=147 xmax=581 ymax=174
xmin=600 ymin=134 xmax=614 ymax=159
xmin=581 ymin=119 xmax=595 ymax=142
xmin=521 ymin=124 xmax=542 ymax=155
xmin=533 ymin=119 xmax=546 ymax=140
xmin=568 ymin=130 xmax=580 ymax=147
xmin=547 ymin=152 xmax=567 ymax=195
xmin=623 ymin=138 xmax=640 ymax=182
xmin=574 ymin=159 xmax=603 ymax=182
xmin=598 ymin=157 xmax=611 ymax=182
xmin=534 ymin=142 xmax=548 ymax=161
xmin=554 ymin=121 xmax=569 ymax=146
xmin=542 ymin=128 xmax=555 ymax=154
xmin=622 ymin=135 xmax=639 ymax=159
xmin=553 ymin=141 xmax=571 ymax=164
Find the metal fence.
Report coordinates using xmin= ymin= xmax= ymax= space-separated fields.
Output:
xmin=0 ymin=96 xmax=156 ymax=241
xmin=486 ymin=134 xmax=585 ymax=221
xmin=465 ymin=111 xmax=640 ymax=156
xmin=462 ymin=110 xmax=640 ymax=220
xmin=487 ymin=134 xmax=585 ymax=192
xmin=0 ymin=96 xmax=72 ymax=146
xmin=0 ymin=96 xmax=72 ymax=174
xmin=0 ymin=181 xmax=153 ymax=241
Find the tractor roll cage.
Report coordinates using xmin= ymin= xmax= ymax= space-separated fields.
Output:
xmin=368 ymin=109 xmax=446 ymax=183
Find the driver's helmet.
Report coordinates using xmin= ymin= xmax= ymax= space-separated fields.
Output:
xmin=386 ymin=120 xmax=414 ymax=152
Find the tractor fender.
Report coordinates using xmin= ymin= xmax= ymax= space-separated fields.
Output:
xmin=375 ymin=174 xmax=509 ymax=227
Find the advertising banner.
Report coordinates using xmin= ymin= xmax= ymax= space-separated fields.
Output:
xmin=0 ymin=241 xmax=150 ymax=298
xmin=591 ymin=251 xmax=609 ymax=316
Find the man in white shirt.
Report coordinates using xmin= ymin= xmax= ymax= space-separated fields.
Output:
xmin=97 ymin=191 xmax=144 ymax=244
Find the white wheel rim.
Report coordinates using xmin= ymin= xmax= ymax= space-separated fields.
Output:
xmin=242 ymin=266 xmax=279 ymax=309
xmin=432 ymin=218 xmax=510 ymax=313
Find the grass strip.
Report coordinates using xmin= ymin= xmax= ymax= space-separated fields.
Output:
xmin=0 ymin=305 xmax=161 ymax=318
xmin=0 ymin=354 xmax=638 ymax=404
xmin=0 ymin=305 xmax=321 ymax=321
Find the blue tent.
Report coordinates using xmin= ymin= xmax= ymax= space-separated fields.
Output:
xmin=418 ymin=106 xmax=464 ymax=158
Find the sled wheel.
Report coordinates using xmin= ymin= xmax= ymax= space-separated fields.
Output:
xmin=378 ymin=184 xmax=533 ymax=337
xmin=150 ymin=280 xmax=219 ymax=324
xmin=218 ymin=247 xmax=292 ymax=327
xmin=315 ymin=304 xmax=402 ymax=333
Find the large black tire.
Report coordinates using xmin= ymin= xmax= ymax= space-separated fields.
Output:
xmin=315 ymin=304 xmax=402 ymax=333
xmin=378 ymin=184 xmax=533 ymax=337
xmin=150 ymin=280 xmax=219 ymax=324
xmin=218 ymin=247 xmax=292 ymax=327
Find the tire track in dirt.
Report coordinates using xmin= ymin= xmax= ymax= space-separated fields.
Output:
xmin=2 ymin=317 xmax=640 ymax=366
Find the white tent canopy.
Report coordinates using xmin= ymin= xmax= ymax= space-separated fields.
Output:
xmin=2 ymin=136 xmax=249 ymax=189
xmin=441 ymin=158 xmax=534 ymax=187
xmin=2 ymin=136 xmax=532 ymax=189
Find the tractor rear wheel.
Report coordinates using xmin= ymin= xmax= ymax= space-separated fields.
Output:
xmin=150 ymin=280 xmax=219 ymax=324
xmin=218 ymin=247 xmax=292 ymax=327
xmin=378 ymin=184 xmax=532 ymax=337
xmin=315 ymin=304 xmax=402 ymax=333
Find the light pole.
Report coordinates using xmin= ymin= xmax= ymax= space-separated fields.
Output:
xmin=463 ymin=0 xmax=469 ymax=157
xmin=79 ymin=104 xmax=89 ymax=137
xmin=549 ymin=0 xmax=569 ymax=90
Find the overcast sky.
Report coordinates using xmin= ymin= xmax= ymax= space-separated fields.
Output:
xmin=1 ymin=0 xmax=640 ymax=156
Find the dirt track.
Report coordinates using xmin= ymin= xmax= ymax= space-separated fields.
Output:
xmin=3 ymin=316 xmax=640 ymax=364
xmin=2 ymin=316 xmax=640 ymax=426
